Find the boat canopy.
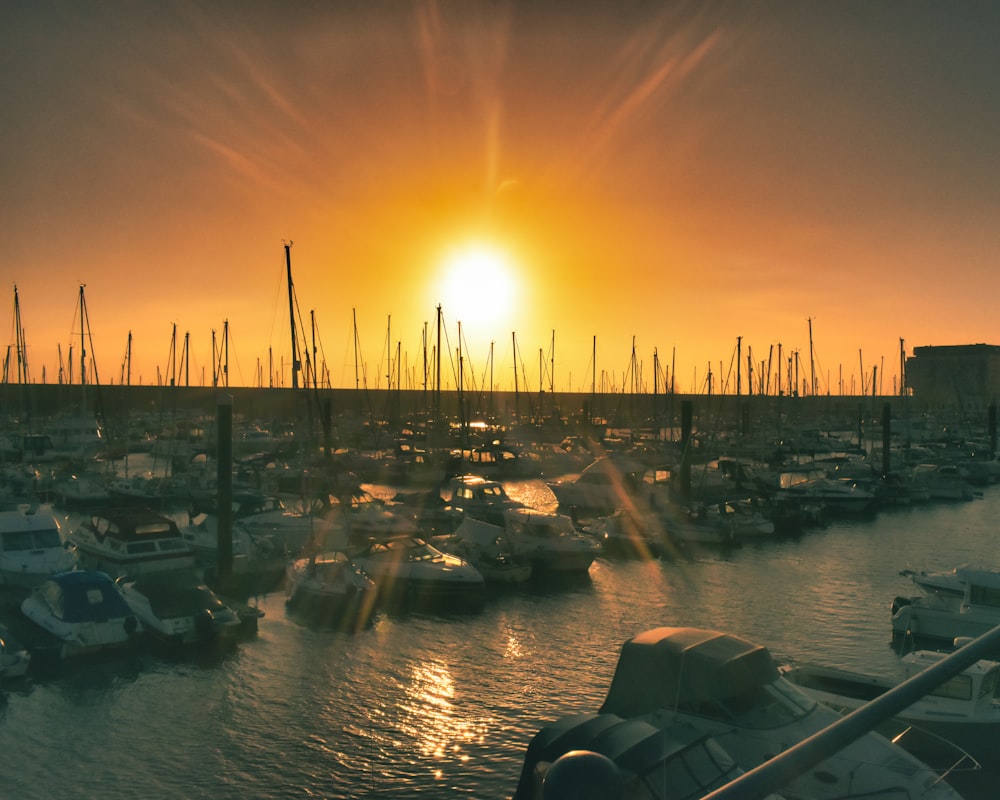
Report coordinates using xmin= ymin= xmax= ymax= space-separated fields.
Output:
xmin=600 ymin=627 xmax=780 ymax=718
xmin=45 ymin=570 xmax=133 ymax=622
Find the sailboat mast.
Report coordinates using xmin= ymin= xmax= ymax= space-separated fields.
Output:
xmin=285 ymin=243 xmax=300 ymax=390
xmin=79 ymin=284 xmax=87 ymax=398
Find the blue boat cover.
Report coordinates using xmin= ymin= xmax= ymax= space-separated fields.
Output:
xmin=49 ymin=570 xmax=133 ymax=622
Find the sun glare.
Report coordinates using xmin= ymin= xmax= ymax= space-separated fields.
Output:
xmin=438 ymin=243 xmax=518 ymax=331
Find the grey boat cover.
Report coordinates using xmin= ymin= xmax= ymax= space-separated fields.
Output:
xmin=599 ymin=627 xmax=780 ymax=718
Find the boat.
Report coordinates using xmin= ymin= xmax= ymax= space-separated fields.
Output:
xmin=116 ymin=571 xmax=244 ymax=647
xmin=180 ymin=512 xmax=288 ymax=588
xmin=911 ymin=464 xmax=974 ymax=501
xmin=67 ymin=508 xmax=197 ymax=577
xmin=347 ymin=535 xmax=485 ymax=610
xmin=499 ymin=507 xmax=603 ymax=574
xmin=891 ymin=565 xmax=1000 ymax=646
xmin=544 ymin=456 xmax=653 ymax=515
xmin=782 ymin=649 xmax=1000 ymax=766
xmin=432 ymin=516 xmax=534 ymax=584
xmin=284 ymin=551 xmax=378 ymax=630
xmin=445 ymin=474 xmax=524 ymax=520
xmin=574 ymin=626 xmax=967 ymax=799
xmin=0 ymin=507 xmax=76 ymax=589
xmin=20 ymin=570 xmax=143 ymax=657
xmin=775 ymin=469 xmax=879 ymax=516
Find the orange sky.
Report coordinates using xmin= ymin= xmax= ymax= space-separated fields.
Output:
xmin=4 ymin=2 xmax=1000 ymax=396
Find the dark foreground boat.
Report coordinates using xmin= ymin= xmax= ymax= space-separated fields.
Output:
xmin=515 ymin=626 xmax=968 ymax=800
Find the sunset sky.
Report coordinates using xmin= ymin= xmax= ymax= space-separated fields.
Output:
xmin=4 ymin=1 xmax=999 ymax=396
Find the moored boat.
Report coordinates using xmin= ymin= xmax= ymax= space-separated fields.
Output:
xmin=891 ymin=565 xmax=1000 ymax=646
xmin=782 ymin=649 xmax=1000 ymax=766
xmin=284 ymin=551 xmax=378 ymax=630
xmin=544 ymin=626 xmax=969 ymax=799
xmin=116 ymin=571 xmax=244 ymax=647
xmin=20 ymin=570 xmax=143 ymax=658
xmin=347 ymin=535 xmax=485 ymax=610
xmin=0 ymin=507 xmax=76 ymax=589
xmin=67 ymin=507 xmax=197 ymax=578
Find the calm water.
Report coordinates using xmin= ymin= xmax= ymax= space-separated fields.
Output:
xmin=2 ymin=478 xmax=999 ymax=799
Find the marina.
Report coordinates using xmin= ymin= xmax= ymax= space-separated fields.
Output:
xmin=0 ymin=434 xmax=996 ymax=796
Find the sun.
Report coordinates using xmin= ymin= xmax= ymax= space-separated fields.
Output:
xmin=437 ymin=242 xmax=519 ymax=332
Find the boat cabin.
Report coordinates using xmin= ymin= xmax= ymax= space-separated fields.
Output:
xmin=600 ymin=626 xmax=816 ymax=728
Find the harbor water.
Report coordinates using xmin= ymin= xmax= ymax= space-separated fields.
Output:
xmin=2 ymin=476 xmax=999 ymax=799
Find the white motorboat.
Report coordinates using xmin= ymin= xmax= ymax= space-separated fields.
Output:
xmin=0 ymin=507 xmax=76 ymax=588
xmin=501 ymin=507 xmax=603 ymax=574
xmin=584 ymin=626 xmax=967 ymax=799
xmin=116 ymin=571 xmax=243 ymax=647
xmin=284 ymin=552 xmax=378 ymax=630
xmin=891 ymin=565 xmax=1000 ymax=644
xmin=782 ymin=649 xmax=1000 ymax=766
xmin=67 ymin=508 xmax=196 ymax=577
xmin=348 ymin=535 xmax=485 ymax=609
xmin=20 ymin=570 xmax=143 ymax=657
xmin=433 ymin=516 xmax=533 ymax=584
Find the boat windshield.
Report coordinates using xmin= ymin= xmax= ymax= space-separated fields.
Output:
xmin=2 ymin=527 xmax=62 ymax=551
xmin=677 ymin=678 xmax=816 ymax=729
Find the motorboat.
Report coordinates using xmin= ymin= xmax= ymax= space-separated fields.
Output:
xmin=67 ymin=508 xmax=197 ymax=577
xmin=0 ymin=507 xmax=76 ymax=589
xmin=782 ymin=649 xmax=1000 ymax=766
xmin=910 ymin=464 xmax=974 ymax=501
xmin=776 ymin=469 xmax=879 ymax=516
xmin=284 ymin=551 xmax=378 ymax=630
xmin=348 ymin=535 xmax=485 ymax=609
xmin=891 ymin=565 xmax=1000 ymax=645
xmin=116 ymin=571 xmax=243 ymax=647
xmin=0 ymin=623 xmax=30 ymax=681
xmin=500 ymin=507 xmax=603 ymax=574
xmin=20 ymin=570 xmax=143 ymax=657
xmin=446 ymin=474 xmax=524 ymax=520
xmin=544 ymin=456 xmax=652 ymax=515
xmin=583 ymin=626 xmax=967 ymax=799
xmin=433 ymin=516 xmax=534 ymax=584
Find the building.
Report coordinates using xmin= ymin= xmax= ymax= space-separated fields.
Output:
xmin=905 ymin=344 xmax=1000 ymax=410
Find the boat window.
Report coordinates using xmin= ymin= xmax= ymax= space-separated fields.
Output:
xmin=135 ymin=523 xmax=174 ymax=536
xmin=157 ymin=539 xmax=187 ymax=552
xmin=34 ymin=529 xmax=62 ymax=549
xmin=85 ymin=588 xmax=104 ymax=605
xmin=127 ymin=542 xmax=157 ymax=554
xmin=677 ymin=679 xmax=815 ymax=729
xmin=969 ymin=584 xmax=1000 ymax=608
xmin=1 ymin=530 xmax=35 ymax=551
xmin=42 ymin=581 xmax=63 ymax=614
xmin=929 ymin=673 xmax=973 ymax=701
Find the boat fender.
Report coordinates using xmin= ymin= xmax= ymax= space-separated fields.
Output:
xmin=123 ymin=616 xmax=139 ymax=637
